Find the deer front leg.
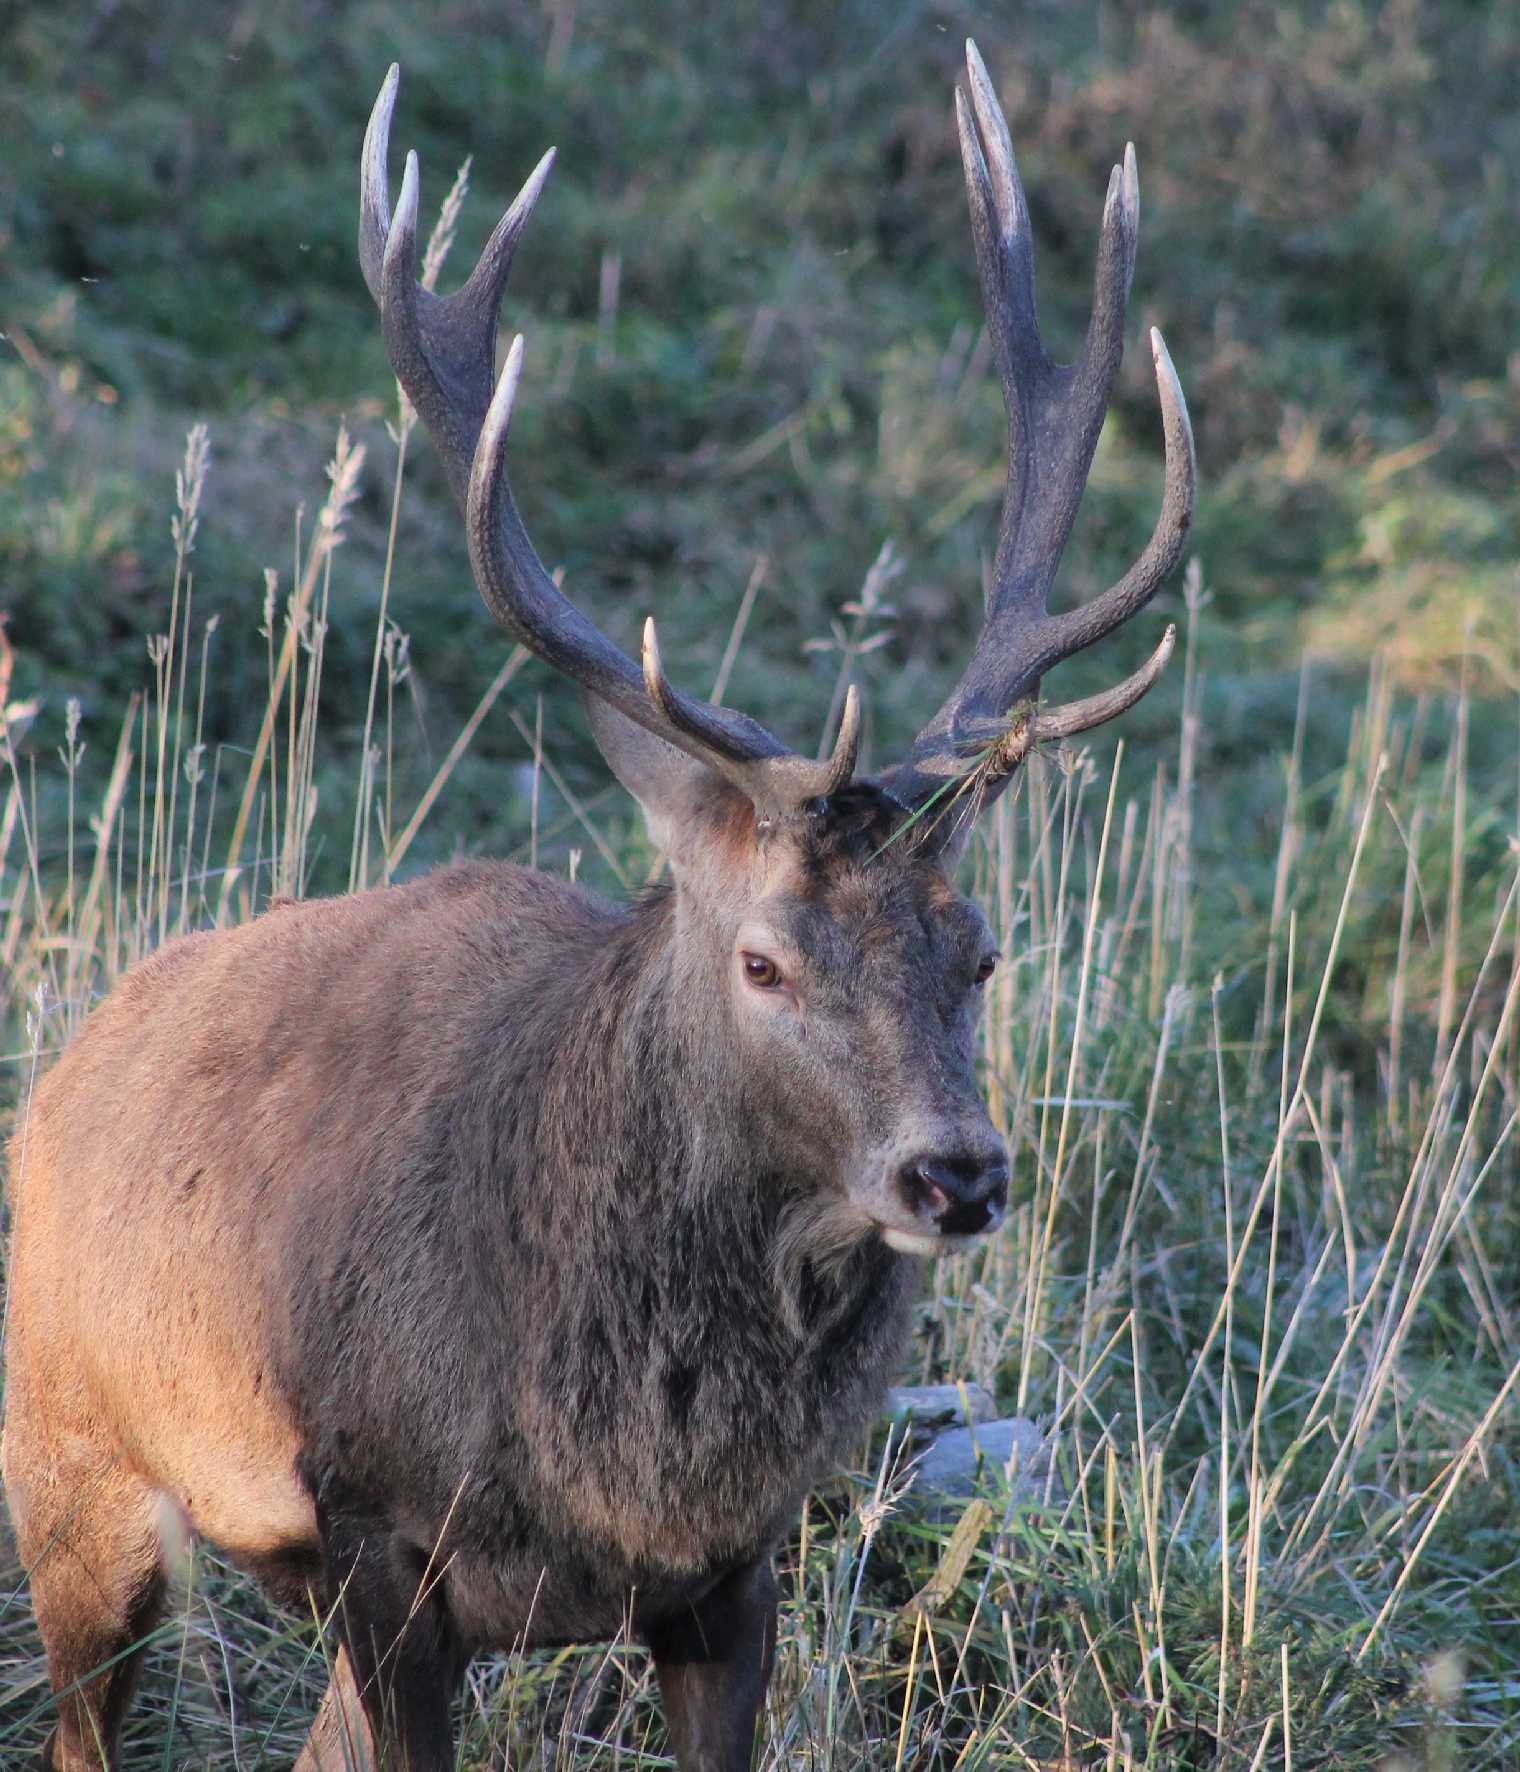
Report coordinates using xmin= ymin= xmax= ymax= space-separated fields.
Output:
xmin=648 ymin=1559 xmax=777 ymax=1772
xmin=315 ymin=1507 xmax=462 ymax=1772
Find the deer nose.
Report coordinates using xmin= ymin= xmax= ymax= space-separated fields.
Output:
xmin=898 ymin=1154 xmax=1009 ymax=1237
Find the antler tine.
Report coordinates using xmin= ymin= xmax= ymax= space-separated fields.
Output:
xmin=640 ymin=618 xmax=862 ymax=813
xmin=1031 ymin=622 xmax=1175 ymax=744
xmin=881 ymin=41 xmax=1192 ymax=814
xmin=1083 ymin=144 xmax=1141 ymax=393
xmin=357 ymin=63 xmax=400 ymax=304
xmin=1037 ymin=328 xmax=1194 ymax=665
xmin=364 ymin=69 xmax=861 ymax=824
xmin=959 ymin=39 xmax=1139 ymax=623
xmin=362 ymin=66 xmax=553 ymax=510
xmin=958 ymin=48 xmax=1037 ymax=368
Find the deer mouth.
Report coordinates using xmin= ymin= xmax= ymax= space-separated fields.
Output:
xmin=874 ymin=1221 xmax=987 ymax=1257
xmin=878 ymin=1224 xmax=949 ymax=1256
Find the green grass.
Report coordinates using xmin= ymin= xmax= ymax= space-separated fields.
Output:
xmin=2 ymin=1 xmax=1518 ymax=1766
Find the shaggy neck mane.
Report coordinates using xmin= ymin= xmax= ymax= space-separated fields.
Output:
xmin=459 ymin=857 xmax=902 ymax=1350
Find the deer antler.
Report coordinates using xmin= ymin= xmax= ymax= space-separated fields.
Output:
xmin=360 ymin=66 xmax=859 ymax=824
xmin=881 ymin=41 xmax=1195 ymax=816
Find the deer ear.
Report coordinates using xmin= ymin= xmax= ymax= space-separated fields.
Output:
xmin=586 ymin=693 xmax=747 ymax=864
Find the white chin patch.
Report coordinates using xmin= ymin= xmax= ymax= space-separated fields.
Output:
xmin=881 ymin=1227 xmax=946 ymax=1257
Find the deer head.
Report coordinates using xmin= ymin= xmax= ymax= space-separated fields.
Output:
xmin=357 ymin=40 xmax=1195 ymax=1253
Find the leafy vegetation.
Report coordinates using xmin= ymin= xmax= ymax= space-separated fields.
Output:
xmin=1 ymin=0 xmax=1516 ymax=1766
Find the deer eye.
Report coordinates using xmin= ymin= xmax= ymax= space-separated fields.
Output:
xmin=741 ymin=952 xmax=784 ymax=990
xmin=974 ymin=952 xmax=999 ymax=986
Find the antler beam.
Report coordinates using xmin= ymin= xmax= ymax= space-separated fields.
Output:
xmin=361 ymin=67 xmax=858 ymax=823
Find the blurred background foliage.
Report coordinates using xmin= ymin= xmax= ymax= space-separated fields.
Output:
xmin=2 ymin=0 xmax=1515 ymax=888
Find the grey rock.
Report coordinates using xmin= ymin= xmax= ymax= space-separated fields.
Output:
xmin=904 ymin=1416 xmax=1052 ymax=1507
xmin=884 ymin=1383 xmax=997 ymax=1431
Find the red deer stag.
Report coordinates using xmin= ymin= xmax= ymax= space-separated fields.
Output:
xmin=3 ymin=41 xmax=1192 ymax=1772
